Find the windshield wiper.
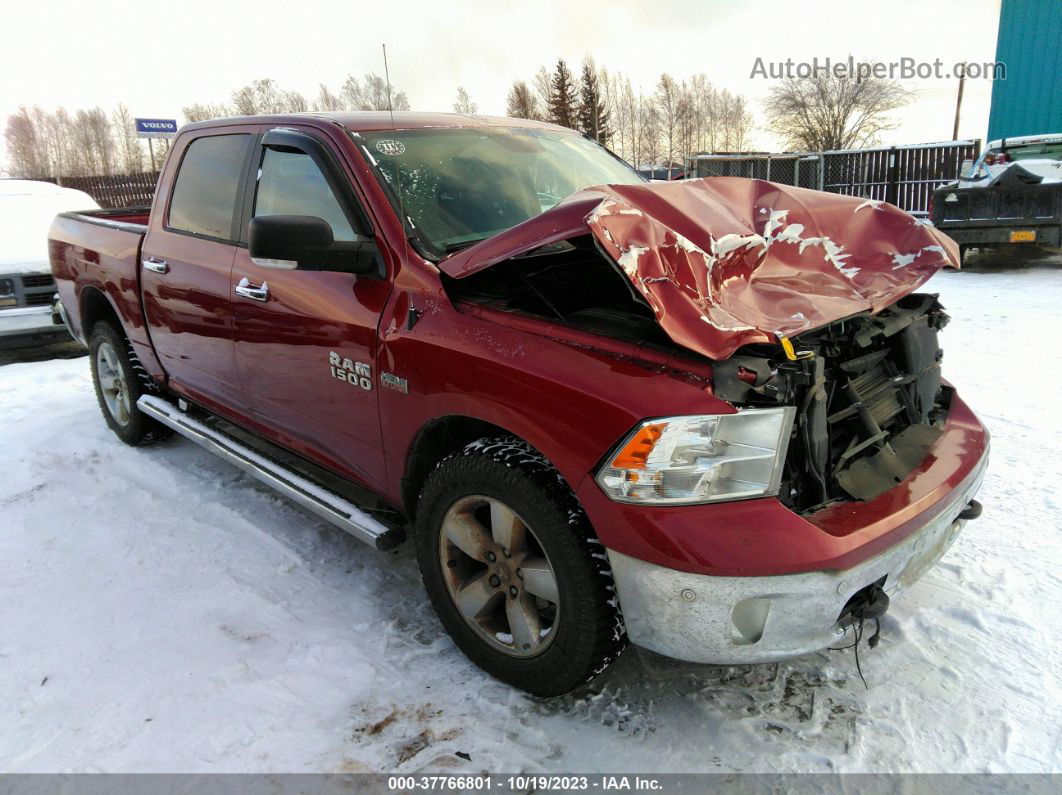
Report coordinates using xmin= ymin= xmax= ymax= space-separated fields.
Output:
xmin=442 ymin=238 xmax=487 ymax=254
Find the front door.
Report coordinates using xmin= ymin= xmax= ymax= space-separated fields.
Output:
xmin=140 ymin=129 xmax=257 ymax=411
xmin=231 ymin=130 xmax=393 ymax=492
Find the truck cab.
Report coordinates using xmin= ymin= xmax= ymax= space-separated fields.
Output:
xmin=50 ymin=113 xmax=988 ymax=696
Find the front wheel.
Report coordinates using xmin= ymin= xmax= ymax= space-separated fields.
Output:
xmin=88 ymin=322 xmax=171 ymax=446
xmin=415 ymin=437 xmax=626 ymax=696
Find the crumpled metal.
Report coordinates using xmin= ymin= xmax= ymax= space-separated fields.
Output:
xmin=439 ymin=177 xmax=960 ymax=361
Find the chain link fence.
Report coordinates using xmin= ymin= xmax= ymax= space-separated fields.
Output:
xmin=694 ymin=154 xmax=823 ymax=191
xmin=687 ymin=140 xmax=980 ymax=216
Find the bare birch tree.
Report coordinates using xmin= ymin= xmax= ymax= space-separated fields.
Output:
xmin=314 ymin=84 xmax=344 ymax=111
xmin=230 ymin=79 xmax=309 ymax=115
xmin=341 ymin=74 xmax=410 ymax=111
xmin=112 ymin=103 xmax=144 ymax=173
xmin=4 ymin=107 xmax=49 ymax=178
xmin=453 ymin=87 xmax=477 ymax=114
xmin=182 ymin=103 xmax=231 ymax=122
xmin=721 ymin=92 xmax=754 ymax=150
xmin=655 ymin=74 xmax=681 ymax=167
xmin=532 ymin=67 xmax=553 ymax=117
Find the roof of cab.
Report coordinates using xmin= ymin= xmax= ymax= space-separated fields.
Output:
xmin=182 ymin=111 xmax=570 ymax=135
xmin=984 ymin=133 xmax=1062 ymax=149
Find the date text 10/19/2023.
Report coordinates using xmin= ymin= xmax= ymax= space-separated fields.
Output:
xmin=387 ymin=775 xmax=664 ymax=791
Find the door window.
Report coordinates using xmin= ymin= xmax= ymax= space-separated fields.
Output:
xmin=254 ymin=148 xmax=356 ymax=241
xmin=167 ymin=134 xmax=252 ymax=240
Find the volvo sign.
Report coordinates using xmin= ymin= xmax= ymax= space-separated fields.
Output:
xmin=134 ymin=118 xmax=178 ymax=138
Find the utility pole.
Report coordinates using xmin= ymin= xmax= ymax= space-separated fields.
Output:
xmin=952 ymin=62 xmax=966 ymax=140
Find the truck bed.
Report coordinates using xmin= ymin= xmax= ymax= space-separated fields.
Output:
xmin=931 ymin=181 xmax=1062 ymax=247
xmin=49 ymin=206 xmax=159 ymax=375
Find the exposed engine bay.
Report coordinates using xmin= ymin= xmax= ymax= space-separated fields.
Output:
xmin=445 ymin=235 xmax=676 ymax=349
xmin=713 ymin=293 xmax=950 ymax=512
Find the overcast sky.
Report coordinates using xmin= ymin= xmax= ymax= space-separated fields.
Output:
xmin=1 ymin=0 xmax=1003 ymax=166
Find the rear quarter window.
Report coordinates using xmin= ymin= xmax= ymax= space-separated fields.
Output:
xmin=167 ymin=134 xmax=251 ymax=240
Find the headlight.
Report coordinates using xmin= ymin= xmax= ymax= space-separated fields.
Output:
xmin=0 ymin=278 xmax=14 ymax=298
xmin=595 ymin=407 xmax=796 ymax=505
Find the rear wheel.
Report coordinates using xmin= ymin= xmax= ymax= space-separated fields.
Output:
xmin=88 ymin=322 xmax=171 ymax=446
xmin=415 ymin=437 xmax=626 ymax=696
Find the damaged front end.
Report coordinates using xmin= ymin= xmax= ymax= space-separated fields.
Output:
xmin=439 ymin=177 xmax=963 ymax=513
xmin=713 ymin=294 xmax=952 ymax=512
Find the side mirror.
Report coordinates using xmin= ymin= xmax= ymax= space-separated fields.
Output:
xmin=959 ymin=158 xmax=975 ymax=179
xmin=249 ymin=215 xmax=381 ymax=276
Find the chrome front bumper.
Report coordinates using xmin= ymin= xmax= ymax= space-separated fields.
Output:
xmin=608 ymin=449 xmax=988 ymax=665
xmin=0 ymin=304 xmax=66 ymax=338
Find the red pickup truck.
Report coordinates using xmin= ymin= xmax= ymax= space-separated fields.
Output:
xmin=49 ymin=113 xmax=988 ymax=696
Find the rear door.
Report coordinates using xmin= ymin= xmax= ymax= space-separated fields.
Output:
xmin=141 ymin=127 xmax=257 ymax=411
xmin=230 ymin=127 xmax=393 ymax=492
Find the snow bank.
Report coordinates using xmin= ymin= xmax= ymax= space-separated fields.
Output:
xmin=0 ymin=265 xmax=1059 ymax=773
xmin=0 ymin=181 xmax=98 ymax=275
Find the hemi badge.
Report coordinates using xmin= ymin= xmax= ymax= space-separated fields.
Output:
xmin=381 ymin=372 xmax=408 ymax=394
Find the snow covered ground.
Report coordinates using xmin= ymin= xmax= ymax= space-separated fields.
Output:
xmin=1 ymin=262 xmax=1060 ymax=774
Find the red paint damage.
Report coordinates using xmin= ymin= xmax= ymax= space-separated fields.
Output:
xmin=439 ymin=177 xmax=961 ymax=360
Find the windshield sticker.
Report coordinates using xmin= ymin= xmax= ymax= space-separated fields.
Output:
xmin=375 ymin=139 xmax=406 ymax=156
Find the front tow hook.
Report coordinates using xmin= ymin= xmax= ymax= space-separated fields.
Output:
xmin=959 ymin=499 xmax=983 ymax=521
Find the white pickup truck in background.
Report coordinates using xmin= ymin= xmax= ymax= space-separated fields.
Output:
xmin=931 ymin=134 xmax=1062 ymax=260
xmin=957 ymin=134 xmax=1062 ymax=188
xmin=0 ymin=179 xmax=99 ymax=348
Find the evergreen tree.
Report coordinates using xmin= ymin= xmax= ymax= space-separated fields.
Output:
xmin=548 ymin=59 xmax=579 ymax=129
xmin=577 ymin=60 xmax=612 ymax=144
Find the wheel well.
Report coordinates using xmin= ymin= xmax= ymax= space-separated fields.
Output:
xmin=79 ymin=287 xmax=122 ymax=339
xmin=401 ymin=415 xmax=514 ymax=519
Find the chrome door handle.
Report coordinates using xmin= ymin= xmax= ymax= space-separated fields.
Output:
xmin=234 ymin=277 xmax=269 ymax=302
xmin=142 ymin=257 xmax=169 ymax=274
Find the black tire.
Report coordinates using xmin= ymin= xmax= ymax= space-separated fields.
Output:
xmin=415 ymin=436 xmax=626 ymax=697
xmin=88 ymin=321 xmax=171 ymax=446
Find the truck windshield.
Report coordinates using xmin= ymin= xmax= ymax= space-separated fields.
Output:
xmin=984 ymin=142 xmax=1062 ymax=164
xmin=355 ymin=127 xmax=645 ymax=255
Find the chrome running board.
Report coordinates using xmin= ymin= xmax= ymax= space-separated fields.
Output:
xmin=137 ymin=394 xmax=402 ymax=550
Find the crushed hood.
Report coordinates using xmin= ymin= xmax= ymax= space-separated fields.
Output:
xmin=439 ymin=177 xmax=960 ymax=360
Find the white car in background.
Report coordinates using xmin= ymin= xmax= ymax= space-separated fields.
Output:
xmin=0 ymin=179 xmax=99 ymax=348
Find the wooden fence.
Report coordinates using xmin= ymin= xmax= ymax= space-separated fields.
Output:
xmin=56 ymin=172 xmax=160 ymax=209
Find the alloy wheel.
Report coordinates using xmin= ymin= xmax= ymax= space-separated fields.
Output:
xmin=96 ymin=341 xmax=131 ymax=426
xmin=438 ymin=494 xmax=561 ymax=657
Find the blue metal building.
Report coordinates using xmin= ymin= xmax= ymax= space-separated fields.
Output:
xmin=987 ymin=0 xmax=1062 ymax=140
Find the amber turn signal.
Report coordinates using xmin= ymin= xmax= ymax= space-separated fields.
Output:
xmin=609 ymin=421 xmax=668 ymax=469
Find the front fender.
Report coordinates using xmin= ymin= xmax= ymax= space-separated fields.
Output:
xmin=378 ymin=290 xmax=730 ymax=516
